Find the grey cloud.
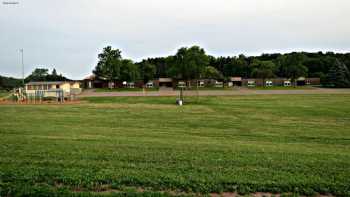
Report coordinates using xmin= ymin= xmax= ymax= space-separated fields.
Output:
xmin=0 ymin=0 xmax=349 ymax=79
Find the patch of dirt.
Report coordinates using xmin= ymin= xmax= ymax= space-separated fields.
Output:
xmin=0 ymin=100 xmax=82 ymax=105
xmin=78 ymin=88 xmax=350 ymax=98
xmin=72 ymin=186 xmax=335 ymax=197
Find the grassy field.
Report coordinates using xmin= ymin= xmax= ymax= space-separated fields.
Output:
xmin=0 ymin=95 xmax=350 ymax=196
xmin=0 ymin=90 xmax=9 ymax=98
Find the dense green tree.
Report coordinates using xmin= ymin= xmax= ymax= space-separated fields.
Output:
xmin=93 ymin=46 xmax=122 ymax=84
xmin=120 ymin=59 xmax=139 ymax=82
xmin=0 ymin=75 xmax=22 ymax=90
xmin=51 ymin=68 xmax=58 ymax=76
xmin=147 ymin=57 xmax=170 ymax=78
xmin=257 ymin=53 xmax=282 ymax=61
xmin=202 ymin=66 xmax=223 ymax=80
xmin=136 ymin=50 xmax=350 ymax=87
xmin=211 ymin=56 xmax=231 ymax=76
xmin=168 ymin=46 xmax=209 ymax=81
xmin=87 ymin=47 xmax=349 ymax=88
xmin=48 ymin=68 xmax=68 ymax=81
xmin=26 ymin=68 xmax=49 ymax=82
xmin=25 ymin=68 xmax=69 ymax=82
xmin=251 ymin=60 xmax=276 ymax=86
xmin=223 ymin=55 xmax=249 ymax=78
xmin=327 ymin=59 xmax=350 ymax=88
xmin=139 ymin=61 xmax=156 ymax=84
xmin=276 ymin=53 xmax=308 ymax=86
xmin=6 ymin=46 xmax=350 ymax=89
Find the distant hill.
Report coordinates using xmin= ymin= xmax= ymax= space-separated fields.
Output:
xmin=0 ymin=75 xmax=22 ymax=90
xmin=0 ymin=68 xmax=71 ymax=90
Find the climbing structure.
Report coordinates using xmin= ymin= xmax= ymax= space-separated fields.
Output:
xmin=13 ymin=88 xmax=65 ymax=103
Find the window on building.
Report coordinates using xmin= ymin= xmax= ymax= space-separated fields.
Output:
xmin=248 ymin=81 xmax=256 ymax=87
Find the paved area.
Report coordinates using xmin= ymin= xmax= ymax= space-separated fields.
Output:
xmin=78 ymin=88 xmax=350 ymax=97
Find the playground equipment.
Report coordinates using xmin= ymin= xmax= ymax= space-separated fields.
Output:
xmin=13 ymin=88 xmax=26 ymax=102
xmin=26 ymin=89 xmax=65 ymax=103
xmin=12 ymin=88 xmax=70 ymax=103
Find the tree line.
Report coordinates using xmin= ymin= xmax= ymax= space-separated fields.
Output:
xmin=1 ymin=46 xmax=349 ymax=90
xmin=94 ymin=46 xmax=350 ymax=88
xmin=24 ymin=68 xmax=70 ymax=82
xmin=0 ymin=68 xmax=70 ymax=90
xmin=0 ymin=76 xmax=22 ymax=90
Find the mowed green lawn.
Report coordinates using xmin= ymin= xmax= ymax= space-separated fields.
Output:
xmin=0 ymin=95 xmax=350 ymax=196
xmin=0 ymin=91 xmax=9 ymax=98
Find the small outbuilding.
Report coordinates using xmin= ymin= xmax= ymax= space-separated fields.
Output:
xmin=230 ymin=77 xmax=243 ymax=86
xmin=25 ymin=81 xmax=82 ymax=98
xmin=158 ymin=78 xmax=173 ymax=88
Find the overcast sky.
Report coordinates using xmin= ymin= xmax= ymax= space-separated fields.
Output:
xmin=1 ymin=0 xmax=349 ymax=79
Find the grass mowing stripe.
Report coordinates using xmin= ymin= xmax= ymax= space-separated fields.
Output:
xmin=0 ymin=94 xmax=350 ymax=196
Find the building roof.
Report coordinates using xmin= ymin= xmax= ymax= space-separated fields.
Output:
xmin=230 ymin=77 xmax=242 ymax=81
xmin=159 ymin=78 xmax=173 ymax=82
xmin=84 ymin=74 xmax=96 ymax=80
xmin=26 ymin=81 xmax=78 ymax=85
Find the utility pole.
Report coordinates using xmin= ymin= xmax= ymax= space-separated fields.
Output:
xmin=20 ymin=49 xmax=24 ymax=87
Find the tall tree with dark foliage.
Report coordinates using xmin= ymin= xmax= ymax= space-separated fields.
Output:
xmin=276 ymin=53 xmax=308 ymax=86
xmin=168 ymin=46 xmax=209 ymax=82
xmin=327 ymin=59 xmax=350 ymax=88
xmin=251 ymin=60 xmax=276 ymax=86
xmin=93 ymin=46 xmax=123 ymax=84
xmin=25 ymin=68 xmax=69 ymax=82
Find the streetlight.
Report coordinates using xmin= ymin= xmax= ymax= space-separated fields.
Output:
xmin=19 ymin=49 xmax=24 ymax=86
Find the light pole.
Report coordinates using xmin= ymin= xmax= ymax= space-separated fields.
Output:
xmin=20 ymin=49 xmax=24 ymax=87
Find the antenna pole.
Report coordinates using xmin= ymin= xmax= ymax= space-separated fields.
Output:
xmin=20 ymin=49 xmax=24 ymax=87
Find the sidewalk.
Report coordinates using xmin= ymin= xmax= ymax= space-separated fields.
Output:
xmin=78 ymin=88 xmax=350 ymax=97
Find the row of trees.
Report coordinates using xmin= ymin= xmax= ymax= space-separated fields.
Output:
xmin=0 ymin=75 xmax=22 ymax=90
xmin=0 ymin=68 xmax=70 ymax=90
xmin=3 ymin=45 xmax=348 ymax=90
xmin=93 ymin=47 xmax=141 ymax=84
xmin=94 ymin=46 xmax=350 ymax=87
xmin=25 ymin=68 xmax=70 ymax=82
